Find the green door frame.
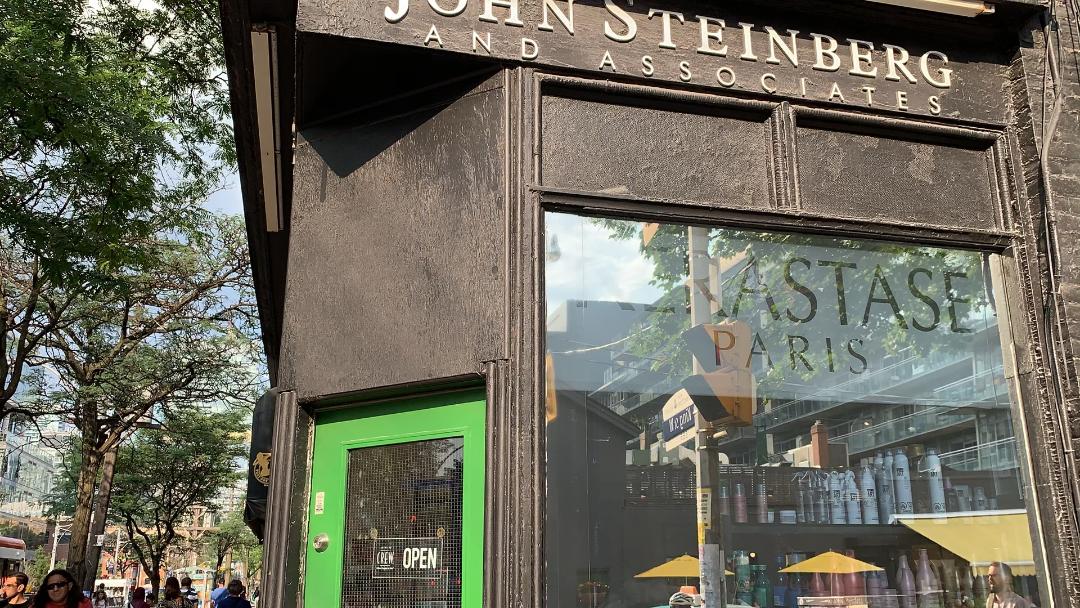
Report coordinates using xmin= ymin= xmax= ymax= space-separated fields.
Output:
xmin=303 ymin=389 xmax=486 ymax=607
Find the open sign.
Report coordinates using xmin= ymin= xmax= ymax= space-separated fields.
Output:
xmin=372 ymin=537 xmax=445 ymax=580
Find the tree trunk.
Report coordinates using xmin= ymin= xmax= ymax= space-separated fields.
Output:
xmin=82 ymin=446 xmax=118 ymax=591
xmin=67 ymin=438 xmax=102 ymax=591
xmin=149 ymin=557 xmax=161 ymax=600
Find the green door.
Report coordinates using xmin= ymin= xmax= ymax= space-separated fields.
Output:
xmin=304 ymin=390 xmax=486 ymax=608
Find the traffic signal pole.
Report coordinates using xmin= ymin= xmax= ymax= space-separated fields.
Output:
xmin=688 ymin=226 xmax=727 ymax=608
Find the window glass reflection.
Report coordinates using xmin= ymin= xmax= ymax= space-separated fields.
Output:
xmin=544 ymin=213 xmax=1041 ymax=608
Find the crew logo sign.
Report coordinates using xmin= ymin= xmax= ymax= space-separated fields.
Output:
xmin=372 ymin=537 xmax=445 ymax=580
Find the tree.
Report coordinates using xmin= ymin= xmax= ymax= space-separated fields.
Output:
xmin=108 ymin=407 xmax=246 ymax=597
xmin=199 ymin=510 xmax=258 ymax=576
xmin=1 ymin=0 xmax=234 ymax=422
xmin=26 ymin=550 xmax=56 ymax=589
xmin=27 ymin=213 xmax=259 ymax=588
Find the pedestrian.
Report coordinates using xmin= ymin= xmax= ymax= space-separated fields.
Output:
xmin=209 ymin=581 xmax=249 ymax=608
xmin=178 ymin=578 xmax=198 ymax=607
xmin=0 ymin=572 xmax=30 ymax=607
xmin=208 ymin=580 xmax=227 ymax=608
xmin=128 ymin=588 xmax=148 ymax=608
xmin=986 ymin=562 xmax=1034 ymax=608
xmin=157 ymin=578 xmax=192 ymax=608
xmin=32 ymin=569 xmax=91 ymax=608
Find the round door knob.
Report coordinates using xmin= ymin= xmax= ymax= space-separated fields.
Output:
xmin=313 ymin=533 xmax=329 ymax=552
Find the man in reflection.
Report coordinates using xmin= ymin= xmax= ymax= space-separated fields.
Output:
xmin=986 ymin=562 xmax=1033 ymax=608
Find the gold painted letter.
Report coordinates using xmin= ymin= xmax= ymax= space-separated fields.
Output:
xmin=861 ymin=85 xmax=875 ymax=106
xmin=599 ymin=50 xmax=618 ymax=71
xmin=716 ymin=66 xmax=736 ymax=86
xmin=385 ymin=0 xmax=408 ymax=22
xmin=424 ymin=24 xmax=443 ymax=46
xmin=696 ymin=17 xmax=727 ymax=56
xmin=739 ymin=22 xmax=757 ymax=60
xmin=883 ymin=44 xmax=917 ymax=84
xmin=928 ymin=96 xmax=941 ymax=115
xmin=604 ymin=0 xmax=637 ymax=43
xmin=472 ymin=30 xmax=492 ymax=53
xmin=828 ymin=82 xmax=846 ymax=102
xmin=679 ymin=60 xmax=692 ymax=81
xmin=811 ymin=33 xmax=839 ymax=71
xmin=919 ymin=51 xmax=952 ymax=88
xmin=521 ymin=37 xmax=539 ymax=59
xmin=648 ymin=9 xmax=685 ymax=49
xmin=539 ymin=0 xmax=574 ymax=34
xmin=427 ymin=0 xmax=466 ymax=16
xmin=761 ymin=73 xmax=777 ymax=93
xmin=480 ymin=0 xmax=524 ymax=26
xmin=764 ymin=27 xmax=799 ymax=67
xmin=848 ymin=39 xmax=877 ymax=78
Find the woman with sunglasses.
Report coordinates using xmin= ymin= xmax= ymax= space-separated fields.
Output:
xmin=32 ymin=569 xmax=91 ymax=608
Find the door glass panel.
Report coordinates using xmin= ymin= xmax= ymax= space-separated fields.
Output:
xmin=342 ymin=437 xmax=465 ymax=608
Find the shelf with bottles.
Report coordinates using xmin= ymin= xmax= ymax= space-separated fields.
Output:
xmin=716 ymin=445 xmax=1024 ymax=528
xmin=728 ymin=545 xmax=1040 ymax=608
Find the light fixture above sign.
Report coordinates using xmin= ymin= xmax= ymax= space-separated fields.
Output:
xmin=866 ymin=0 xmax=995 ymax=17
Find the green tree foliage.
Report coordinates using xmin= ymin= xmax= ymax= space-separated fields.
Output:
xmin=109 ymin=408 xmax=246 ymax=598
xmin=0 ymin=0 xmax=234 ymax=421
xmin=199 ymin=510 xmax=258 ymax=576
xmin=30 ymin=213 xmax=260 ymax=588
xmin=26 ymin=550 xmax=56 ymax=591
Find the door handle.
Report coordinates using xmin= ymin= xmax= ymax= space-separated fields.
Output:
xmin=312 ymin=533 xmax=329 ymax=552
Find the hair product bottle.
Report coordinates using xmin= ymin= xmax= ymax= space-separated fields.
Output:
xmin=893 ymin=449 xmax=914 ymax=515
xmin=915 ymin=549 xmax=943 ymax=608
xmin=734 ymin=483 xmax=749 ymax=523
xmin=844 ymin=550 xmax=867 ymax=596
xmin=925 ymin=449 xmax=946 ymax=515
xmin=718 ymin=483 xmax=731 ymax=518
xmin=861 ymin=462 xmax=881 ymax=524
xmin=880 ymin=450 xmax=896 ymax=522
xmin=845 ymin=470 xmax=863 ymax=524
xmin=756 ymin=483 xmax=769 ymax=524
xmin=816 ymin=474 xmax=830 ymax=524
xmin=973 ymin=487 xmax=988 ymax=511
xmin=829 ymin=471 xmax=847 ymax=524
xmin=897 ymin=554 xmax=917 ymax=608
xmin=796 ymin=477 xmax=808 ymax=523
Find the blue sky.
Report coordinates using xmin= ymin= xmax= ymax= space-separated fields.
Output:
xmin=205 ymin=173 xmax=245 ymax=215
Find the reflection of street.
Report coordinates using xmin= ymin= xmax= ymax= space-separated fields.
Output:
xmin=543 ymin=214 xmax=1042 ymax=608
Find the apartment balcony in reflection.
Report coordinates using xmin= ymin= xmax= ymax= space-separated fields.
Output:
xmin=759 ymin=343 xmax=993 ymax=436
xmin=828 ymin=366 xmax=1010 ymax=458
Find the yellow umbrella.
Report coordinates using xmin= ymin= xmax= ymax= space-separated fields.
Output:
xmin=778 ymin=551 xmax=883 ymax=574
xmin=635 ymin=554 xmax=735 ymax=578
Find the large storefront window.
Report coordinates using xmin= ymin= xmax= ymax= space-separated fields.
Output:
xmin=544 ymin=212 xmax=1043 ymax=608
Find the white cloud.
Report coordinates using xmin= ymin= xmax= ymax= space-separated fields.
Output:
xmin=545 ymin=213 xmax=665 ymax=309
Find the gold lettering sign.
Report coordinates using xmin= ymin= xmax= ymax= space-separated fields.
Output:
xmin=296 ymin=0 xmax=1005 ymax=122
